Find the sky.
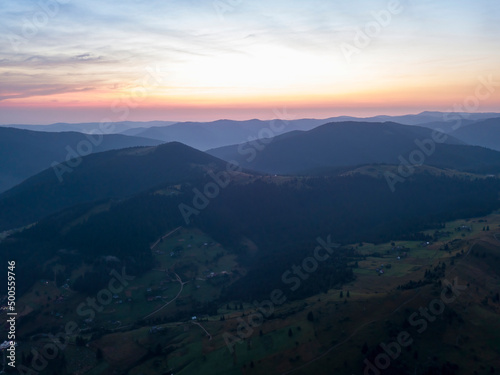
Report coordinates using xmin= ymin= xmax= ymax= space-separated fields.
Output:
xmin=0 ymin=0 xmax=499 ymax=124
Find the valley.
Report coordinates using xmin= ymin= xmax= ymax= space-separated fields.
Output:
xmin=5 ymin=212 xmax=500 ymax=375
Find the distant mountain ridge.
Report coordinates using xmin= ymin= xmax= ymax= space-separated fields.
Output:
xmin=116 ymin=112 xmax=500 ymax=150
xmin=128 ymin=118 xmax=329 ymax=150
xmin=5 ymin=112 xmax=500 ymax=151
xmin=451 ymin=117 xmax=500 ymax=151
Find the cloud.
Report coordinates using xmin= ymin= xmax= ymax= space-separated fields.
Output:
xmin=0 ymin=84 xmax=95 ymax=101
xmin=0 ymin=0 xmax=499 ymax=121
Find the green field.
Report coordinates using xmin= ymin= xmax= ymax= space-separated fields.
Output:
xmin=9 ymin=214 xmax=500 ymax=374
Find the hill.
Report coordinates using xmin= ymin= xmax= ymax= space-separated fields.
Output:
xmin=207 ymin=121 xmax=500 ymax=175
xmin=451 ymin=117 xmax=500 ymax=151
xmin=0 ymin=127 xmax=163 ymax=193
xmin=0 ymin=142 xmax=229 ymax=231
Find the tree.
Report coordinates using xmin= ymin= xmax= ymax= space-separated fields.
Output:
xmin=307 ymin=311 xmax=314 ymax=322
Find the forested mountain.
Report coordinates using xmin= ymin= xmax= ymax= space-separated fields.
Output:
xmin=0 ymin=142 xmax=228 ymax=231
xmin=208 ymin=121 xmax=500 ymax=174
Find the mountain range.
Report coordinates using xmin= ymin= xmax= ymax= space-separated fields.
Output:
xmin=207 ymin=121 xmax=500 ymax=175
xmin=2 ymin=114 xmax=500 ymax=375
xmin=5 ymin=111 xmax=500 ymax=152
xmin=3 ymin=118 xmax=500 ymax=231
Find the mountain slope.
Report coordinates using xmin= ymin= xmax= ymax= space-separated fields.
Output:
xmin=361 ymin=111 xmax=500 ymax=126
xmin=207 ymin=121 xmax=484 ymax=174
xmin=451 ymin=117 xmax=500 ymax=151
xmin=0 ymin=127 xmax=164 ymax=193
xmin=0 ymin=142 xmax=229 ymax=231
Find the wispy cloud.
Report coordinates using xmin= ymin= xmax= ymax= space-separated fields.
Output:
xmin=1 ymin=0 xmax=499 ymax=122
xmin=0 ymin=85 xmax=95 ymax=101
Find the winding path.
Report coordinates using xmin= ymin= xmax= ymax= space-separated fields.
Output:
xmin=150 ymin=226 xmax=181 ymax=250
xmin=192 ymin=321 xmax=213 ymax=341
xmin=143 ymin=272 xmax=188 ymax=320
xmin=142 ymin=227 xmax=187 ymax=320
